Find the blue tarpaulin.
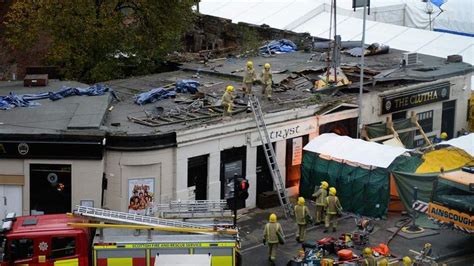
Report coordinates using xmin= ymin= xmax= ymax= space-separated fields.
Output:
xmin=176 ymin=80 xmax=200 ymax=94
xmin=0 ymin=84 xmax=114 ymax=110
xmin=260 ymin=39 xmax=297 ymax=55
xmin=134 ymin=88 xmax=176 ymax=105
xmin=430 ymin=0 xmax=445 ymax=8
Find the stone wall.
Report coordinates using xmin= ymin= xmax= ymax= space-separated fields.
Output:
xmin=184 ymin=14 xmax=314 ymax=54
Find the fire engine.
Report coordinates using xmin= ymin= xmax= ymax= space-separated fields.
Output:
xmin=0 ymin=205 xmax=240 ymax=266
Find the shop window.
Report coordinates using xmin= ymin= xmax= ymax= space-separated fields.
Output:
xmin=416 ymin=110 xmax=433 ymax=135
xmin=391 ymin=111 xmax=406 ymax=121
xmin=9 ymin=238 xmax=34 ymax=261
xmin=414 ymin=135 xmax=436 ymax=148
xmin=51 ymin=237 xmax=75 ymax=259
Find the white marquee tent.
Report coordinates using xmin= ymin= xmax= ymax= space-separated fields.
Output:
xmin=200 ymin=0 xmax=474 ymax=88
xmin=303 ymin=133 xmax=408 ymax=168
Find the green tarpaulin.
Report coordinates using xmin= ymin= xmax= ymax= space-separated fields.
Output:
xmin=365 ymin=118 xmax=416 ymax=148
xmin=392 ymin=171 xmax=440 ymax=228
xmin=300 ymin=151 xmax=390 ymax=218
xmin=300 ymin=151 xmax=424 ymax=218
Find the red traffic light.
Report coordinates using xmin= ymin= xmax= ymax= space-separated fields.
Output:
xmin=240 ymin=180 xmax=249 ymax=190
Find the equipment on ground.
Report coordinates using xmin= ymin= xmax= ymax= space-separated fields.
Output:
xmin=0 ymin=205 xmax=240 ymax=266
xmin=409 ymin=243 xmax=436 ymax=265
xmin=414 ymin=169 xmax=474 ymax=234
xmin=248 ymin=95 xmax=293 ymax=218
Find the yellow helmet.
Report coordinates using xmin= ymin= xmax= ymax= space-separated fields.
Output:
xmin=402 ymin=256 xmax=412 ymax=266
xmin=226 ymin=85 xmax=234 ymax=92
xmin=329 ymin=187 xmax=336 ymax=196
xmin=363 ymin=247 xmax=372 ymax=256
xmin=424 ymin=243 xmax=431 ymax=248
xmin=269 ymin=213 xmax=277 ymax=223
xmin=298 ymin=197 xmax=305 ymax=205
xmin=378 ymin=258 xmax=389 ymax=266
xmin=321 ymin=181 xmax=329 ymax=189
xmin=264 ymin=63 xmax=271 ymax=69
xmin=247 ymin=61 xmax=253 ymax=68
xmin=440 ymin=132 xmax=448 ymax=140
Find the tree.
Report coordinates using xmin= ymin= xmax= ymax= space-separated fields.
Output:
xmin=4 ymin=0 xmax=195 ymax=83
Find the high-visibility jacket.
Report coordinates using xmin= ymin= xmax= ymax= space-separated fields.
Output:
xmin=362 ymin=255 xmax=377 ymax=266
xmin=294 ymin=205 xmax=310 ymax=225
xmin=326 ymin=195 xmax=342 ymax=215
xmin=312 ymin=188 xmax=327 ymax=206
xmin=260 ymin=70 xmax=272 ymax=85
xmin=264 ymin=222 xmax=283 ymax=244
xmin=221 ymin=91 xmax=234 ymax=104
xmin=243 ymin=68 xmax=256 ymax=83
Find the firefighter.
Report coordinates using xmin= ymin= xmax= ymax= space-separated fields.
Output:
xmin=402 ymin=256 xmax=413 ymax=266
xmin=221 ymin=85 xmax=235 ymax=116
xmin=378 ymin=257 xmax=389 ymax=266
xmin=440 ymin=132 xmax=448 ymax=140
xmin=294 ymin=197 xmax=311 ymax=243
xmin=421 ymin=243 xmax=432 ymax=258
xmin=263 ymin=213 xmax=284 ymax=263
xmin=324 ymin=187 xmax=342 ymax=233
xmin=361 ymin=247 xmax=376 ymax=266
xmin=243 ymin=61 xmax=256 ymax=95
xmin=312 ymin=181 xmax=329 ymax=225
xmin=260 ymin=63 xmax=273 ymax=100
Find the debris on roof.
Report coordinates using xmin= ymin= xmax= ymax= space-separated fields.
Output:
xmin=175 ymin=79 xmax=200 ymax=94
xmin=314 ymin=68 xmax=352 ymax=90
xmin=259 ymin=39 xmax=297 ymax=55
xmin=134 ymin=88 xmax=176 ymax=105
xmin=346 ymin=43 xmax=390 ymax=57
xmin=128 ymin=95 xmax=248 ymax=127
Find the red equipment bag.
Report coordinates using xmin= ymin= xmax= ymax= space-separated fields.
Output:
xmin=317 ymin=237 xmax=336 ymax=245
xmin=372 ymin=243 xmax=390 ymax=256
xmin=337 ymin=249 xmax=353 ymax=260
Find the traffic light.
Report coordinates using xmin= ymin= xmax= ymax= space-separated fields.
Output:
xmin=236 ymin=178 xmax=250 ymax=200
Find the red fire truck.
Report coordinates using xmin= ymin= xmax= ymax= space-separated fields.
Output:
xmin=0 ymin=210 xmax=240 ymax=266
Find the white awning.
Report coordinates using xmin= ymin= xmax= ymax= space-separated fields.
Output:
xmin=303 ymin=133 xmax=408 ymax=168
xmin=440 ymin=133 xmax=474 ymax=157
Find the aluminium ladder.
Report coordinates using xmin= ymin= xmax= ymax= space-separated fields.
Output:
xmin=74 ymin=205 xmax=213 ymax=229
xmin=154 ymin=200 xmax=232 ymax=219
xmin=248 ymin=95 xmax=293 ymax=218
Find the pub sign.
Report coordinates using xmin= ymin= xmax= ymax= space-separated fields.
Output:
xmin=380 ymin=82 xmax=450 ymax=114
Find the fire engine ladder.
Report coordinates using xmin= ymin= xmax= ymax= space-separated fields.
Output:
xmin=248 ymin=95 xmax=293 ymax=218
xmin=73 ymin=205 xmax=213 ymax=230
xmin=154 ymin=200 xmax=232 ymax=219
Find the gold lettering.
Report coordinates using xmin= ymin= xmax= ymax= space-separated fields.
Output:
xmin=0 ymin=144 xmax=5 ymax=154
xmin=409 ymin=90 xmax=439 ymax=105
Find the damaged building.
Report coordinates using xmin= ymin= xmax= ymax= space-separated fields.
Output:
xmin=0 ymin=17 xmax=472 ymax=216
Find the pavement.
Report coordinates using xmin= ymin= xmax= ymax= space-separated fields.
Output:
xmin=237 ymin=202 xmax=474 ymax=265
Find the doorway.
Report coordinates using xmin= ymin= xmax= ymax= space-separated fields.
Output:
xmin=285 ymin=135 xmax=309 ymax=189
xmin=188 ymin=154 xmax=209 ymax=200
xmin=256 ymin=143 xmax=275 ymax=195
xmin=30 ymin=164 xmax=72 ymax=214
xmin=441 ymin=100 xmax=456 ymax=140
xmin=0 ymin=185 xmax=22 ymax=220
xmin=220 ymin=147 xmax=246 ymax=209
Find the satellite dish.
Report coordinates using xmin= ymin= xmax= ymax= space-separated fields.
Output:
xmin=47 ymin=173 xmax=58 ymax=184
